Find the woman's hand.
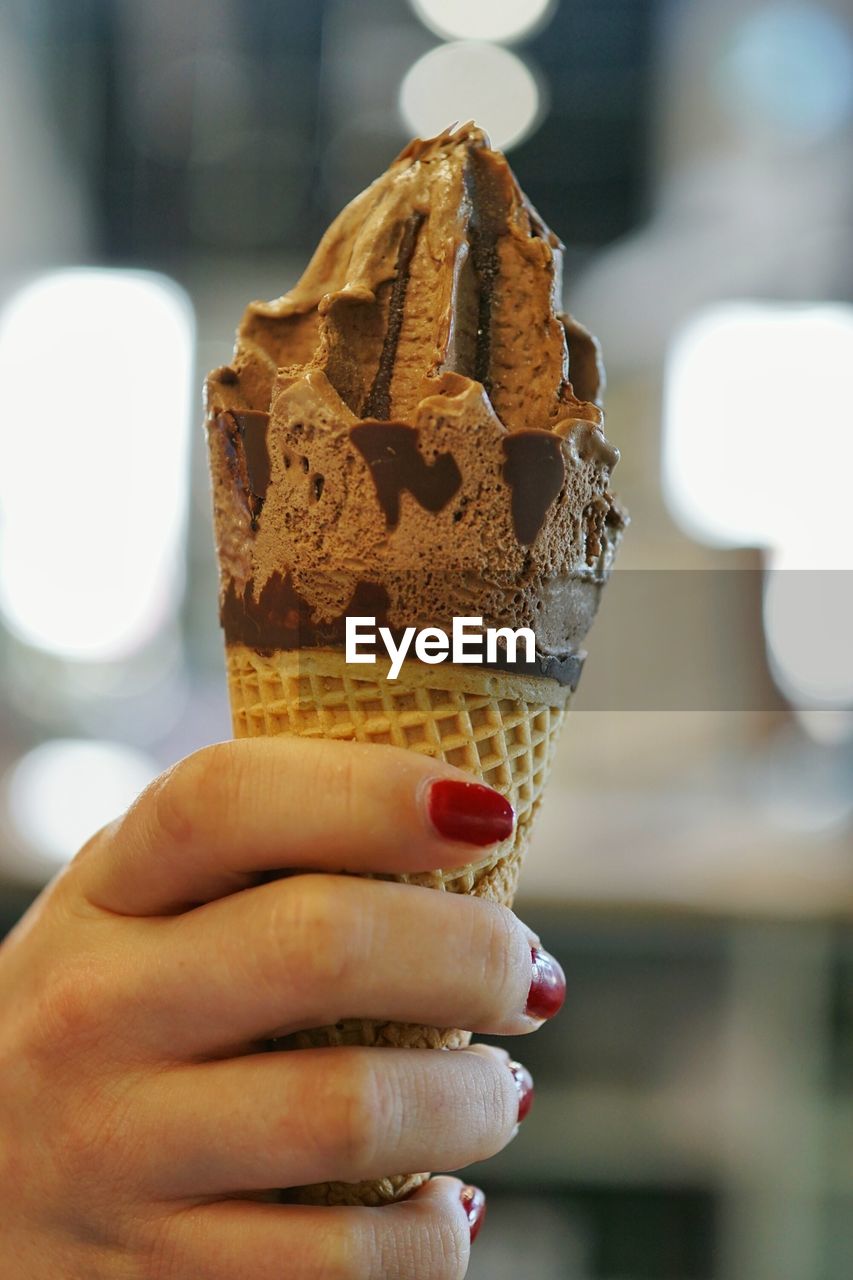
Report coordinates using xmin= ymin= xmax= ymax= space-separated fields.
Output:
xmin=0 ymin=738 xmax=565 ymax=1279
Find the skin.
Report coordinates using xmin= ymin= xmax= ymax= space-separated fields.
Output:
xmin=0 ymin=737 xmax=555 ymax=1279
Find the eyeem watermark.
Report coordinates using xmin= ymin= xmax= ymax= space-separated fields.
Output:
xmin=346 ymin=616 xmax=536 ymax=680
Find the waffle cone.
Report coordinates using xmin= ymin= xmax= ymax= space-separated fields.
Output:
xmin=225 ymin=642 xmax=572 ymax=1207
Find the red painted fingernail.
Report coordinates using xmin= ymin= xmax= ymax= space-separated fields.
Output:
xmin=509 ymin=1060 xmax=535 ymax=1122
xmin=526 ymin=947 xmax=566 ymax=1020
xmin=460 ymin=1184 xmax=487 ymax=1242
xmin=426 ymin=779 xmax=514 ymax=846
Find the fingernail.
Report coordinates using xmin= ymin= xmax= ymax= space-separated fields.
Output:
xmin=460 ymin=1184 xmax=487 ymax=1242
xmin=426 ymin=779 xmax=514 ymax=846
xmin=526 ymin=947 xmax=566 ymax=1020
xmin=509 ymin=1060 xmax=535 ymax=1122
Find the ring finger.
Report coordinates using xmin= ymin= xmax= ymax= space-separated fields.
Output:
xmin=133 ymin=1044 xmax=525 ymax=1197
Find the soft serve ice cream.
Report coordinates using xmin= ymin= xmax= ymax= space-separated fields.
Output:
xmin=205 ymin=123 xmax=625 ymax=686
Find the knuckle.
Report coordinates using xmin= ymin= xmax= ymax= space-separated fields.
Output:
xmin=330 ymin=1056 xmax=383 ymax=1177
xmin=300 ymin=1222 xmax=367 ymax=1280
xmin=150 ymin=741 xmax=239 ymax=848
xmin=297 ymin=1054 xmax=382 ymax=1180
xmin=67 ymin=819 xmax=115 ymax=869
xmin=54 ymin=1078 xmax=138 ymax=1195
xmin=33 ymin=958 xmax=114 ymax=1057
xmin=276 ymin=875 xmax=360 ymax=994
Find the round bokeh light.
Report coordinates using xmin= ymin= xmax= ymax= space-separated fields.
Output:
xmin=410 ymin=0 xmax=555 ymax=45
xmin=399 ymin=42 xmax=542 ymax=152
xmin=718 ymin=3 xmax=853 ymax=141
xmin=0 ymin=269 xmax=193 ymax=662
xmin=6 ymin=739 xmax=158 ymax=870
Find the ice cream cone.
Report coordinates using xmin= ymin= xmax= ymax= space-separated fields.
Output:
xmin=225 ymin=642 xmax=571 ymax=1206
xmin=204 ymin=124 xmax=627 ymax=1211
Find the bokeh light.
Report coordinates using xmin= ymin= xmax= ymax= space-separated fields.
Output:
xmin=664 ymin=302 xmax=853 ymax=710
xmin=764 ymin=558 xmax=853 ymax=708
xmin=663 ymin=302 xmax=853 ymax=555
xmin=409 ymin=0 xmax=556 ymax=45
xmin=5 ymin=739 xmax=158 ymax=869
xmin=717 ymin=2 xmax=853 ymax=141
xmin=399 ymin=41 xmax=542 ymax=151
xmin=0 ymin=270 xmax=194 ymax=661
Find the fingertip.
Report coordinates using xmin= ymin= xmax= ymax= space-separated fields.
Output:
xmin=400 ymin=1177 xmax=475 ymax=1276
xmin=407 ymin=1173 xmax=465 ymax=1202
xmin=517 ymin=918 xmax=542 ymax=949
xmin=460 ymin=1041 xmax=511 ymax=1067
xmin=408 ymin=1175 xmax=486 ymax=1242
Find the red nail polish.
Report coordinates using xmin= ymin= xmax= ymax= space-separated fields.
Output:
xmin=509 ymin=1060 xmax=535 ymax=1122
xmin=426 ymin=779 xmax=514 ymax=846
xmin=460 ymin=1184 xmax=487 ymax=1242
xmin=526 ymin=947 xmax=566 ymax=1020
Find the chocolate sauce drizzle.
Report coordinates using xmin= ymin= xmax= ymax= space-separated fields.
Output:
xmin=220 ymin=571 xmax=585 ymax=689
xmin=362 ymin=212 xmax=425 ymax=420
xmin=502 ymin=431 xmax=567 ymax=545
xmin=217 ymin=411 xmax=271 ymax=528
xmin=350 ymin=422 xmax=462 ymax=528
xmin=221 ymin=572 xmax=391 ymax=652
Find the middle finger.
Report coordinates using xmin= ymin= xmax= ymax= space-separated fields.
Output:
xmin=136 ymin=874 xmax=555 ymax=1057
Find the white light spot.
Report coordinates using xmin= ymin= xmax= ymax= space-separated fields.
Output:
xmin=0 ymin=270 xmax=194 ymax=661
xmin=410 ymin=0 xmax=555 ymax=45
xmin=663 ymin=302 xmax=853 ymax=709
xmin=663 ymin=303 xmax=853 ymax=555
xmin=764 ymin=557 xmax=853 ymax=708
xmin=399 ymin=42 xmax=542 ymax=152
xmin=6 ymin=739 xmax=158 ymax=868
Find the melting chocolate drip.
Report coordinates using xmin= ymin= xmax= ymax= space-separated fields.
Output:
xmin=362 ymin=212 xmax=425 ymax=420
xmin=563 ymin=320 xmax=601 ymax=404
xmin=502 ymin=431 xmax=567 ymax=545
xmin=568 ymin=420 xmax=620 ymax=468
xmin=233 ymin=411 xmax=272 ymax=505
xmin=350 ymin=422 xmax=462 ymax=528
xmin=490 ymin=645 xmax=585 ymax=688
xmin=221 ymin=572 xmax=391 ymax=651
xmin=217 ymin=410 xmax=271 ymax=529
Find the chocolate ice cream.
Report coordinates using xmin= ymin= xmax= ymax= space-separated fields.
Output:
xmin=205 ymin=123 xmax=625 ymax=685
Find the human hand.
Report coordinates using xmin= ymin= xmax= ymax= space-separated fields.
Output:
xmin=0 ymin=738 xmax=565 ymax=1278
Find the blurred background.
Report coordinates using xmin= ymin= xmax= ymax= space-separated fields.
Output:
xmin=0 ymin=0 xmax=851 ymax=1276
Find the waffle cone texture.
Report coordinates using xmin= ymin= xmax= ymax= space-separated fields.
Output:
xmin=225 ymin=643 xmax=571 ymax=1206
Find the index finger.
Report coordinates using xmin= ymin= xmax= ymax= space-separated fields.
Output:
xmin=76 ymin=737 xmax=514 ymax=916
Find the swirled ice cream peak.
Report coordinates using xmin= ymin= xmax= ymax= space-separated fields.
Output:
xmin=205 ymin=124 xmax=626 ymax=683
